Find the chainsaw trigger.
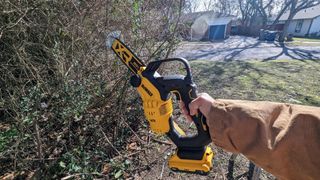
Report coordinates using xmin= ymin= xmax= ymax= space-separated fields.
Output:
xmin=172 ymin=91 xmax=181 ymax=100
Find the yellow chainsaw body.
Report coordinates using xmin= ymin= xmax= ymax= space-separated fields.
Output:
xmin=136 ymin=76 xmax=172 ymax=134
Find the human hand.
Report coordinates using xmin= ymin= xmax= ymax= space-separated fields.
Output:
xmin=179 ymin=93 xmax=215 ymax=122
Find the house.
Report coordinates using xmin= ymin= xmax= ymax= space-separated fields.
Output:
xmin=179 ymin=11 xmax=215 ymax=40
xmin=190 ymin=13 xmax=234 ymax=41
xmin=276 ymin=5 xmax=320 ymax=37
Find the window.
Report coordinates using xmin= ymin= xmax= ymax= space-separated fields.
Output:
xmin=295 ymin=20 xmax=303 ymax=33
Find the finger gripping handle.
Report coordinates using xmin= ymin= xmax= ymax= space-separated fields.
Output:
xmin=167 ymin=83 xmax=211 ymax=160
xmin=172 ymin=83 xmax=211 ymax=143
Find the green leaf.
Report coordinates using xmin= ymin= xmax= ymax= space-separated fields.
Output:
xmin=114 ymin=170 xmax=122 ymax=179
xmin=124 ymin=159 xmax=131 ymax=165
xmin=59 ymin=161 xmax=66 ymax=168
xmin=71 ymin=164 xmax=81 ymax=172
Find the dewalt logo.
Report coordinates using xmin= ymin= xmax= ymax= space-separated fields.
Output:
xmin=141 ymin=84 xmax=153 ymax=96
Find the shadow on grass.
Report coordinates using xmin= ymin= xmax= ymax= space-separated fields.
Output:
xmin=185 ymin=38 xmax=320 ymax=61
xmin=191 ymin=60 xmax=320 ymax=106
xmin=186 ymin=39 xmax=262 ymax=61
xmin=263 ymin=43 xmax=320 ymax=61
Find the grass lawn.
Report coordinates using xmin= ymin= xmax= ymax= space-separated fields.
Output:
xmin=191 ymin=59 xmax=320 ymax=106
xmin=293 ymin=37 xmax=320 ymax=42
xmin=288 ymin=37 xmax=320 ymax=46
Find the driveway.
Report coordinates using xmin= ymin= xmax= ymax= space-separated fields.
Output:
xmin=173 ymin=36 xmax=320 ymax=61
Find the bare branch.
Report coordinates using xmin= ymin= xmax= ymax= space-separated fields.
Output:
xmin=296 ymin=0 xmax=320 ymax=11
xmin=271 ymin=0 xmax=292 ymax=25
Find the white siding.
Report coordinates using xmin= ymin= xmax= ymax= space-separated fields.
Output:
xmin=287 ymin=19 xmax=312 ymax=36
xmin=309 ymin=16 xmax=320 ymax=34
xmin=191 ymin=18 xmax=209 ymax=41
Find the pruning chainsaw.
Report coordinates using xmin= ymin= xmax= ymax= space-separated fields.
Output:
xmin=106 ymin=32 xmax=214 ymax=174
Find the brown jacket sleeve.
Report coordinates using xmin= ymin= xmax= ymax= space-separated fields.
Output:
xmin=207 ymin=99 xmax=320 ymax=180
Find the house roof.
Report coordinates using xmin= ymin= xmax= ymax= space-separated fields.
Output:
xmin=279 ymin=4 xmax=320 ymax=21
xmin=181 ymin=11 xmax=234 ymax=23
xmin=207 ymin=17 xmax=233 ymax=26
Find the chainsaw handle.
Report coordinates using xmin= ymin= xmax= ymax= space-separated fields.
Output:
xmin=167 ymin=81 xmax=211 ymax=152
xmin=145 ymin=58 xmax=193 ymax=82
xmin=147 ymin=58 xmax=211 ymax=159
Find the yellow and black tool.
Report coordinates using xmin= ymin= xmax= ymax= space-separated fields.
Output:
xmin=106 ymin=32 xmax=214 ymax=174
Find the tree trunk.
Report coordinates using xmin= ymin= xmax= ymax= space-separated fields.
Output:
xmin=279 ymin=11 xmax=295 ymax=42
xmin=279 ymin=0 xmax=297 ymax=42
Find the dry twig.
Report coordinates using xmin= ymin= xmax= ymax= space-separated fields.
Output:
xmin=152 ymin=138 xmax=173 ymax=146
xmin=99 ymin=126 xmax=121 ymax=156
xmin=61 ymin=172 xmax=108 ymax=180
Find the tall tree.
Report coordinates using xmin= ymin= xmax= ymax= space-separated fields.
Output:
xmin=184 ymin=0 xmax=200 ymax=13
xmin=251 ymin=0 xmax=275 ymax=26
xmin=203 ymin=0 xmax=215 ymax=11
xmin=215 ymin=0 xmax=240 ymax=15
xmin=238 ymin=0 xmax=257 ymax=27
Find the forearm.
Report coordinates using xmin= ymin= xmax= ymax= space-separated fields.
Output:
xmin=207 ymin=99 xmax=320 ymax=180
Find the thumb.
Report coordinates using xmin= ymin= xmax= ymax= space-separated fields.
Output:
xmin=188 ymin=97 xmax=204 ymax=116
